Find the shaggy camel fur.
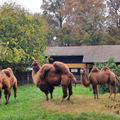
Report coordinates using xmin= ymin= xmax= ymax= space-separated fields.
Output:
xmin=80 ymin=66 xmax=120 ymax=100
xmin=31 ymin=60 xmax=77 ymax=102
xmin=0 ymin=68 xmax=17 ymax=104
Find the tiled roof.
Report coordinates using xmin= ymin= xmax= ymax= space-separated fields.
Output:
xmin=46 ymin=45 xmax=120 ymax=63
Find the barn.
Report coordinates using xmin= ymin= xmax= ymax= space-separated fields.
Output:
xmin=47 ymin=45 xmax=120 ymax=83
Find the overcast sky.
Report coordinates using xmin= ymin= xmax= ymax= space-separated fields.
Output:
xmin=0 ymin=0 xmax=43 ymax=13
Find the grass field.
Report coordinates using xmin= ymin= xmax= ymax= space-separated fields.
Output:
xmin=0 ymin=84 xmax=120 ymax=120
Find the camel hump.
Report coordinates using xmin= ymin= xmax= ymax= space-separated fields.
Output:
xmin=40 ymin=64 xmax=53 ymax=79
xmin=53 ymin=61 xmax=69 ymax=74
xmin=6 ymin=68 xmax=13 ymax=72
xmin=4 ymin=71 xmax=11 ymax=77
xmin=101 ymin=66 xmax=110 ymax=71
xmin=91 ymin=67 xmax=99 ymax=72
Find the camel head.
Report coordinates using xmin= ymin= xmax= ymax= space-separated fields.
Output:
xmin=80 ymin=68 xmax=87 ymax=75
xmin=31 ymin=60 xmax=41 ymax=73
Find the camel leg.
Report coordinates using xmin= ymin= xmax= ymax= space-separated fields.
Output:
xmin=60 ymin=85 xmax=68 ymax=103
xmin=13 ymin=85 xmax=17 ymax=102
xmin=0 ymin=84 xmax=2 ymax=104
xmin=5 ymin=95 xmax=8 ymax=104
xmin=92 ymin=84 xmax=98 ymax=99
xmin=96 ymin=86 xmax=98 ymax=99
xmin=67 ymin=82 xmax=73 ymax=100
xmin=45 ymin=92 xmax=49 ymax=101
xmin=0 ymin=90 xmax=1 ymax=104
xmin=8 ymin=92 xmax=11 ymax=102
xmin=108 ymin=84 xmax=113 ymax=99
xmin=50 ymin=86 xmax=54 ymax=99
xmin=4 ymin=88 xmax=10 ymax=104
xmin=39 ymin=82 xmax=50 ymax=101
xmin=113 ymin=86 xmax=117 ymax=100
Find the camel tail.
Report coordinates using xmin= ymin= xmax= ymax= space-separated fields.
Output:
xmin=69 ymin=72 xmax=77 ymax=86
xmin=115 ymin=75 xmax=120 ymax=84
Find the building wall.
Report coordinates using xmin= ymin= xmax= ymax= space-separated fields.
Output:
xmin=65 ymin=63 xmax=86 ymax=68
xmin=65 ymin=63 xmax=93 ymax=83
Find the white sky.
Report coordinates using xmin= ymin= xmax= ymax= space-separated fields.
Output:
xmin=0 ymin=0 xmax=43 ymax=13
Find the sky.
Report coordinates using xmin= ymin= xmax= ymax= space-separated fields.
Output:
xmin=0 ymin=0 xmax=43 ymax=14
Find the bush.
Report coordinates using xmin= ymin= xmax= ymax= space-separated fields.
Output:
xmin=93 ymin=57 xmax=120 ymax=93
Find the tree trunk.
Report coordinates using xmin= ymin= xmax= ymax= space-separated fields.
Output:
xmin=59 ymin=17 xmax=63 ymax=46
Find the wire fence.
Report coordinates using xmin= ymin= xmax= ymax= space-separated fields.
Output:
xmin=15 ymin=71 xmax=33 ymax=85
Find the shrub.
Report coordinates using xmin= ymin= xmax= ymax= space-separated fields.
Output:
xmin=93 ymin=57 xmax=120 ymax=93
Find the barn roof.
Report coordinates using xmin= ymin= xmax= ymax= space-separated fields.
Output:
xmin=46 ymin=45 xmax=120 ymax=63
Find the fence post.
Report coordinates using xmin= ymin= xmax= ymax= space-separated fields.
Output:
xmin=27 ymin=72 xmax=29 ymax=83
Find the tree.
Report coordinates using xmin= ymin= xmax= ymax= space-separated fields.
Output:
xmin=41 ymin=0 xmax=120 ymax=46
xmin=0 ymin=2 xmax=48 ymax=71
xmin=41 ymin=0 xmax=72 ymax=46
xmin=101 ymin=25 xmax=120 ymax=45
xmin=56 ymin=24 xmax=81 ymax=46
xmin=104 ymin=0 xmax=120 ymax=44
xmin=65 ymin=0 xmax=107 ymax=45
xmin=41 ymin=0 xmax=71 ymax=28
xmin=106 ymin=0 xmax=120 ymax=29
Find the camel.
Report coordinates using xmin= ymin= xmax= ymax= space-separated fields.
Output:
xmin=31 ymin=60 xmax=77 ymax=102
xmin=80 ymin=66 xmax=120 ymax=100
xmin=0 ymin=68 xmax=17 ymax=104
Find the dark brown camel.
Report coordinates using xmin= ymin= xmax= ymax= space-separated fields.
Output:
xmin=0 ymin=68 xmax=17 ymax=104
xmin=31 ymin=60 xmax=77 ymax=102
xmin=80 ymin=66 xmax=120 ymax=100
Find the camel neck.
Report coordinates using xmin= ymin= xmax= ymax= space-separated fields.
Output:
xmin=81 ymin=73 xmax=90 ymax=87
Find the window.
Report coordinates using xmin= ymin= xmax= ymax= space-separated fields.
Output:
xmin=71 ymin=69 xmax=78 ymax=72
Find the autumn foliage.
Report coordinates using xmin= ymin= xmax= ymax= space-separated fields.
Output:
xmin=41 ymin=0 xmax=120 ymax=46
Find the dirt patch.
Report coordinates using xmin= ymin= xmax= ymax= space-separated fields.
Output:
xmin=42 ymin=93 xmax=120 ymax=115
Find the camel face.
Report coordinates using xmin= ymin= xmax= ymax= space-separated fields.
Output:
xmin=32 ymin=63 xmax=37 ymax=69
xmin=31 ymin=60 xmax=40 ymax=72
xmin=31 ymin=60 xmax=40 ymax=66
xmin=80 ymin=68 xmax=86 ymax=74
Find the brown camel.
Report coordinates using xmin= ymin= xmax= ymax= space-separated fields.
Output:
xmin=80 ymin=66 xmax=120 ymax=100
xmin=31 ymin=60 xmax=77 ymax=102
xmin=0 ymin=68 xmax=17 ymax=104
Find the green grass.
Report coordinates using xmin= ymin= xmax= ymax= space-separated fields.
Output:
xmin=0 ymin=84 xmax=120 ymax=120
